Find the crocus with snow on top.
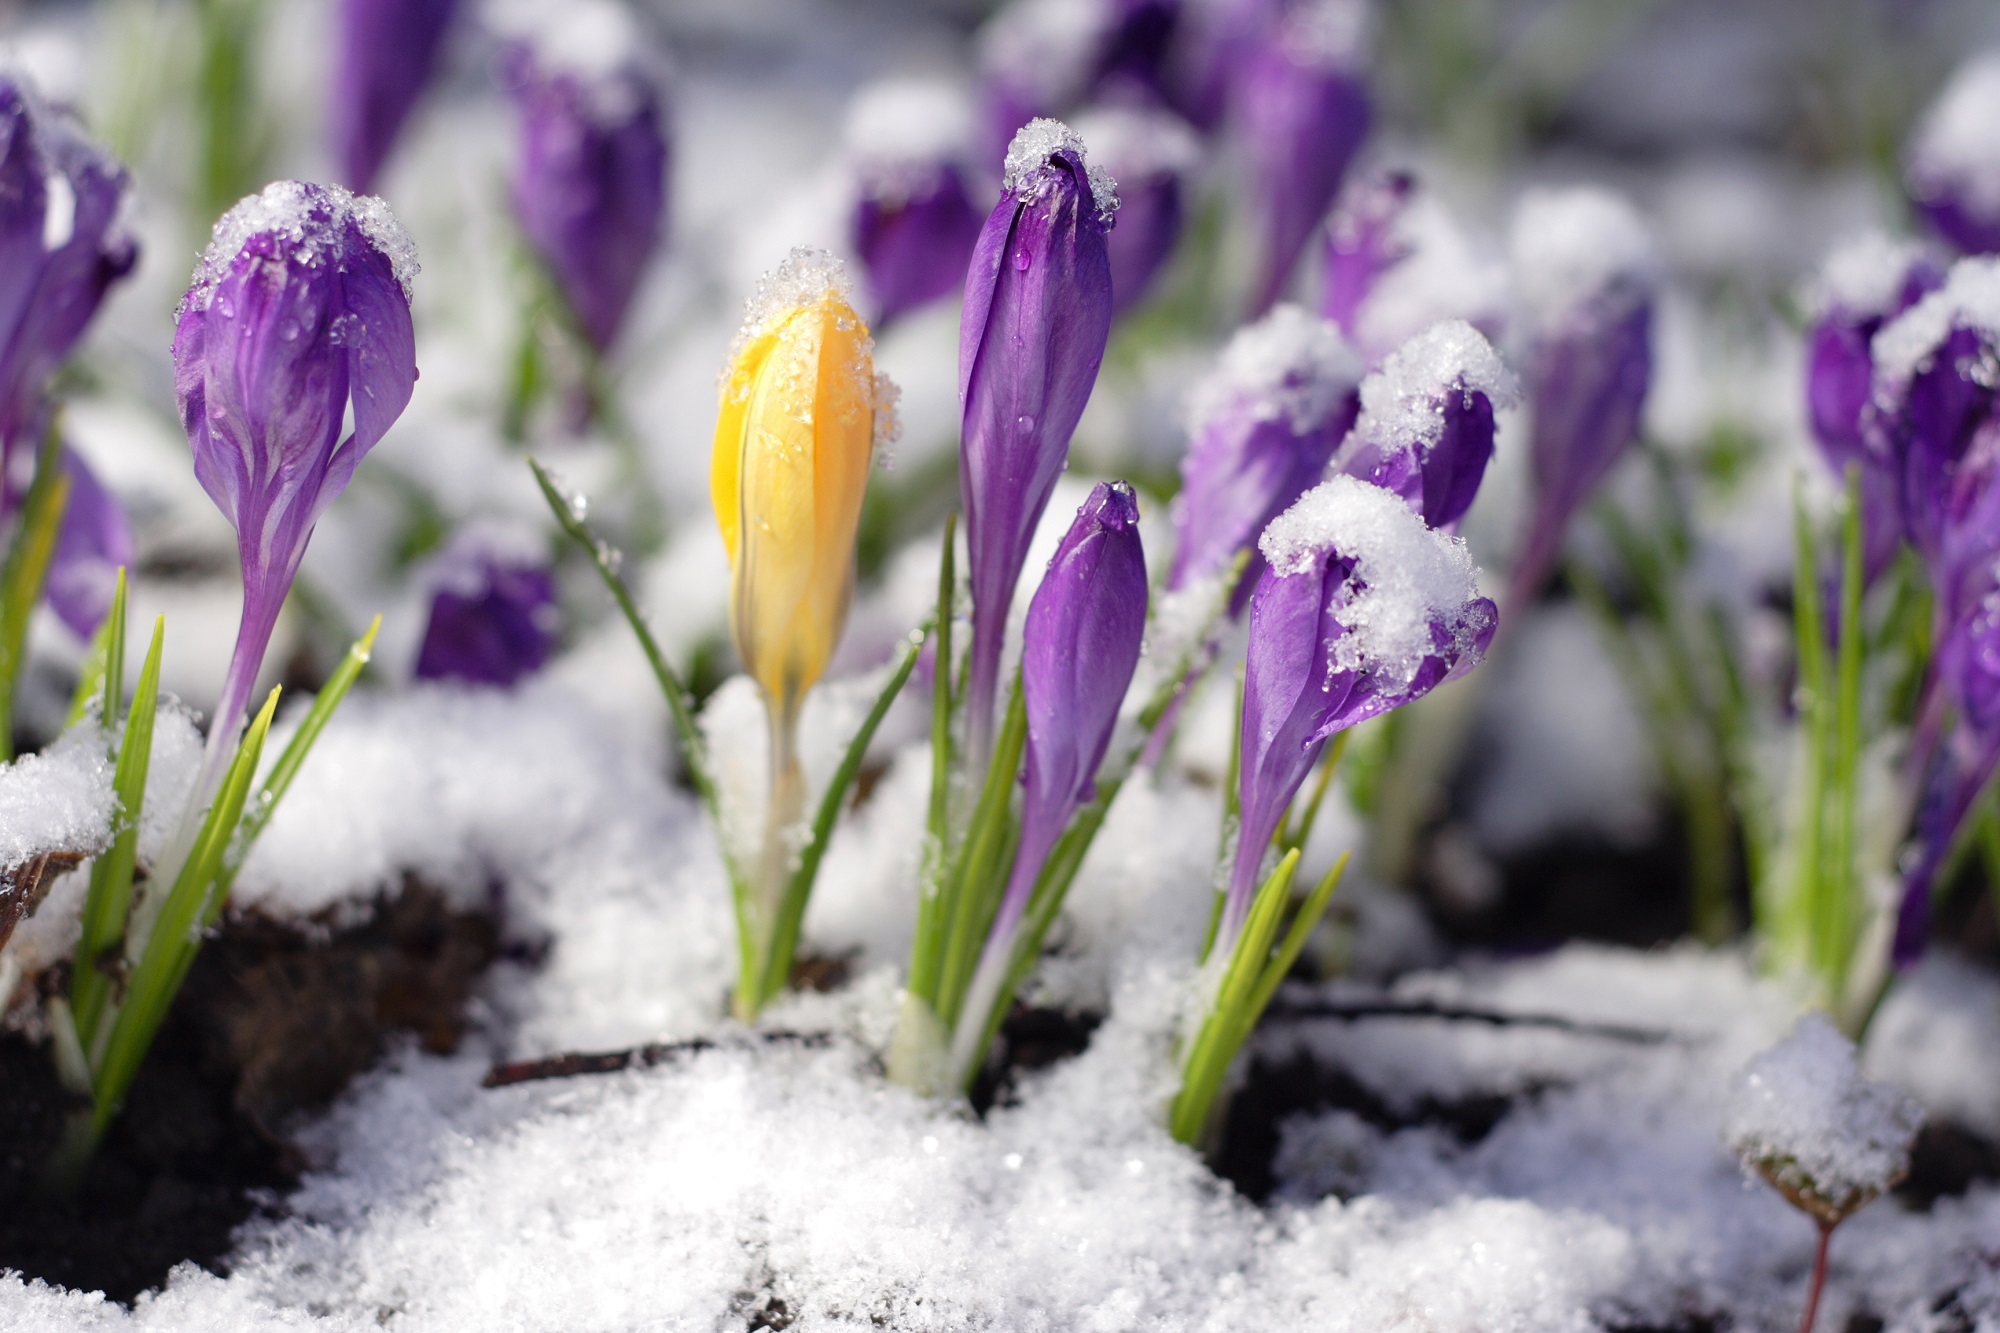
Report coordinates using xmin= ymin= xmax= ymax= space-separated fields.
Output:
xmin=1222 ymin=473 xmax=1493 ymax=950
xmin=498 ymin=0 xmax=668 ymax=355
xmin=173 ymin=180 xmax=419 ymax=793
xmin=1904 ymin=53 xmax=2000 ymax=256
xmin=1333 ymin=319 xmax=1518 ymax=533
xmin=1169 ymin=303 xmax=1359 ymax=608
xmin=44 ymin=447 xmax=133 ymax=642
xmin=960 ymin=117 xmax=1116 ymax=760
xmin=330 ymin=0 xmax=458 ymax=194
xmin=0 ymin=79 xmax=137 ymax=499
xmin=1235 ymin=0 xmax=1370 ymax=315
xmin=414 ymin=529 xmax=558 ymax=688
xmin=948 ymin=480 xmax=1146 ymax=1087
xmin=844 ymin=79 xmax=985 ymax=328
xmin=975 ymin=0 xmax=1183 ymax=167
xmin=1071 ymin=104 xmax=1200 ymax=315
xmin=1505 ymin=186 xmax=1659 ymax=612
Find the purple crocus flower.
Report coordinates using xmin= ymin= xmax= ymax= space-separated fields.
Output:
xmin=1222 ymin=473 xmax=1493 ymax=946
xmin=1235 ymin=0 xmax=1370 ymax=315
xmin=1803 ymin=234 xmax=1941 ymax=584
xmin=1321 ymin=169 xmax=1411 ymax=342
xmin=1504 ymin=186 xmax=1659 ymax=612
xmin=951 ymin=481 xmax=1147 ymax=1077
xmin=1169 ymin=303 xmax=1360 ymax=606
xmin=844 ymin=79 xmax=985 ymax=328
xmin=960 ymin=118 xmax=1117 ymax=758
xmin=414 ymin=529 xmax=558 ymax=687
xmin=173 ymin=181 xmax=418 ymax=781
xmin=1333 ymin=319 xmax=1518 ymax=533
xmin=1071 ymin=104 xmax=1200 ymax=315
xmin=975 ymin=0 xmax=1184 ymax=168
xmin=1904 ymin=53 xmax=2000 ymax=256
xmin=499 ymin=0 xmax=668 ymax=354
xmin=0 ymin=80 xmax=137 ymax=498
xmin=44 ymin=446 xmax=134 ymax=641
xmin=330 ymin=0 xmax=459 ymax=194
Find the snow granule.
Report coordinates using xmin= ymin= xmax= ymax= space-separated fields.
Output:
xmin=1351 ymin=319 xmax=1520 ymax=455
xmin=1509 ymin=186 xmax=1660 ymax=333
xmin=1068 ymin=104 xmax=1201 ymax=184
xmin=1870 ymin=255 xmax=2000 ymax=390
xmin=722 ymin=245 xmax=900 ymax=439
xmin=1811 ymin=231 xmax=1929 ymax=319
xmin=1186 ymin=303 xmax=1360 ymax=437
xmin=0 ymin=725 xmax=113 ymax=867
xmin=1002 ymin=117 xmax=1119 ymax=224
xmin=1724 ymin=1012 xmax=1924 ymax=1217
xmin=183 ymin=180 xmax=419 ymax=314
xmin=1907 ymin=51 xmax=2000 ymax=216
xmin=843 ymin=76 xmax=972 ymax=183
xmin=1259 ymin=474 xmax=1488 ymax=687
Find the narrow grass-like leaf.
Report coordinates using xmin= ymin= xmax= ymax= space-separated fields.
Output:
xmin=935 ymin=682 xmax=1026 ymax=1030
xmin=64 ymin=570 xmax=127 ymax=730
xmin=1246 ymin=851 xmax=1350 ymax=1021
xmin=0 ymin=429 xmax=72 ymax=762
xmin=1821 ymin=466 xmax=1866 ymax=995
xmin=926 ymin=516 xmax=956 ymax=859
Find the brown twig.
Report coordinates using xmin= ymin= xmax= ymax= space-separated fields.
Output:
xmin=482 ymin=1031 xmax=832 ymax=1089
xmin=1263 ymin=996 xmax=1679 ymax=1045
xmin=1800 ymin=1219 xmax=1835 ymax=1333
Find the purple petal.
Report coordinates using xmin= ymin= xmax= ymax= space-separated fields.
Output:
xmin=415 ymin=534 xmax=559 ymax=688
xmin=331 ymin=0 xmax=458 ymax=192
xmin=45 ymin=446 xmax=133 ymax=641
xmin=853 ymin=165 xmax=984 ymax=328
xmin=1320 ymin=169 xmax=1413 ymax=341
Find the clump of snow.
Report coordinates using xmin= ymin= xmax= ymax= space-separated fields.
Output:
xmin=1259 ymin=474 xmax=1488 ymax=686
xmin=977 ymin=0 xmax=1109 ymax=115
xmin=1186 ymin=303 xmax=1360 ymax=436
xmin=1350 ymin=319 xmax=1520 ymax=455
xmin=1352 ymin=192 xmax=1511 ymax=361
xmin=1068 ymin=105 xmax=1201 ymax=185
xmin=1276 ymin=0 xmax=1370 ymax=69
xmin=1725 ymin=1012 xmax=1924 ymax=1220
xmin=843 ymin=77 xmax=973 ymax=198
xmin=1865 ymin=956 xmax=2000 ymax=1139
xmin=722 ymin=246 xmax=901 ymax=441
xmin=1509 ymin=186 xmax=1660 ymax=334
xmin=1870 ymin=255 xmax=2000 ymax=390
xmin=1811 ymin=231 xmax=1930 ymax=319
xmin=182 ymin=180 xmax=420 ymax=314
xmin=1002 ymin=117 xmax=1119 ymax=224
xmin=0 ymin=725 xmax=113 ymax=867
xmin=486 ymin=0 xmax=662 ymax=121
xmin=1907 ymin=52 xmax=2000 ymax=217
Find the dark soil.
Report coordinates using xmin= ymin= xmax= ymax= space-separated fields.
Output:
xmin=968 ymin=1005 xmax=1103 ymax=1116
xmin=0 ymin=879 xmax=498 ymax=1303
xmin=1897 ymin=1120 xmax=2000 ymax=1210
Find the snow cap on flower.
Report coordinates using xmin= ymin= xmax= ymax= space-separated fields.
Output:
xmin=1070 ymin=104 xmax=1200 ymax=315
xmin=1224 ymin=474 xmax=1493 ymax=940
xmin=1333 ymin=319 xmax=1518 ymax=532
xmin=414 ymin=524 xmax=559 ymax=688
xmin=712 ymin=248 xmax=895 ymax=723
xmin=1321 ymin=169 xmax=1509 ymax=364
xmin=330 ymin=0 xmax=459 ymax=193
xmin=1170 ymin=303 xmax=1360 ymax=601
xmin=1905 ymin=51 xmax=2000 ymax=256
xmin=1237 ymin=0 xmax=1371 ymax=315
xmin=45 ymin=446 xmax=133 ymax=642
xmin=1725 ymin=1012 xmax=1923 ymax=1224
xmin=845 ymin=78 xmax=985 ymax=328
xmin=495 ymin=0 xmax=669 ymax=353
xmin=959 ymin=117 xmax=1116 ymax=754
xmin=174 ymin=179 xmax=418 ymax=755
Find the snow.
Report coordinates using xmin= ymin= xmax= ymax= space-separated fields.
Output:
xmin=843 ymin=77 xmax=974 ymax=196
xmin=0 ymin=725 xmax=112 ymax=867
xmin=1185 ymin=303 xmax=1361 ymax=436
xmin=1907 ymin=51 xmax=2000 ymax=217
xmin=182 ymin=181 xmax=420 ymax=314
xmin=1067 ymin=105 xmax=1201 ymax=186
xmin=976 ymin=0 xmax=1108 ymax=113
xmin=1002 ymin=117 xmax=1119 ymax=223
xmin=1725 ymin=1012 xmax=1924 ymax=1218
xmin=1351 ymin=192 xmax=1511 ymax=363
xmin=1276 ymin=0 xmax=1371 ymax=69
xmin=1811 ymin=231 xmax=1930 ymax=319
xmin=484 ymin=0 xmax=664 ymax=121
xmin=1870 ymin=255 xmax=2000 ymax=390
xmin=1509 ymin=186 xmax=1660 ymax=334
xmin=1348 ymin=319 xmax=1520 ymax=456
xmin=1259 ymin=474 xmax=1489 ymax=688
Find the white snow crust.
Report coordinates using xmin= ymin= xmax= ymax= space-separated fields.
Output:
xmin=485 ymin=0 xmax=662 ymax=121
xmin=1349 ymin=319 xmax=1520 ymax=458
xmin=1870 ymin=255 xmax=2000 ymax=390
xmin=1067 ymin=105 xmax=1200 ymax=185
xmin=843 ymin=77 xmax=973 ymax=195
xmin=1908 ymin=51 xmax=2000 ymax=216
xmin=1186 ymin=303 xmax=1360 ymax=437
xmin=183 ymin=180 xmax=419 ymax=314
xmin=1002 ymin=117 xmax=1118 ymax=224
xmin=1509 ymin=186 xmax=1660 ymax=334
xmin=1812 ymin=231 xmax=1929 ymax=319
xmin=1259 ymin=474 xmax=1488 ymax=687
xmin=976 ymin=0 xmax=1108 ymax=113
xmin=0 ymin=725 xmax=112 ymax=866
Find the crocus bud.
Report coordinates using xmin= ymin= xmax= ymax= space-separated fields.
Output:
xmin=1904 ymin=52 xmax=2000 ymax=256
xmin=844 ymin=79 xmax=985 ymax=329
xmin=330 ymin=0 xmax=458 ymax=193
xmin=174 ymin=180 xmax=418 ymax=773
xmin=1333 ymin=319 xmax=1518 ymax=532
xmin=45 ymin=447 xmax=133 ymax=642
xmin=413 ymin=527 xmax=558 ymax=688
xmin=1169 ymin=303 xmax=1360 ymax=605
xmin=1505 ymin=186 xmax=1660 ymax=611
xmin=711 ymin=248 xmax=897 ymax=728
xmin=1225 ymin=474 xmax=1493 ymax=946
xmin=497 ymin=0 xmax=669 ymax=354
xmin=960 ymin=118 xmax=1117 ymax=754
xmin=0 ymin=79 xmax=137 ymax=491
xmin=975 ymin=0 xmax=1183 ymax=167
xmin=1803 ymin=233 xmax=1940 ymax=583
xmin=1071 ymin=104 xmax=1200 ymax=315
xmin=1236 ymin=0 xmax=1370 ymax=315
xmin=1321 ymin=169 xmax=1508 ymax=365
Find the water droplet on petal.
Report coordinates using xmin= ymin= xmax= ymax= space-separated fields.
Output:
xmin=1016 ymin=414 xmax=1036 ymax=434
xmin=1011 ymin=247 xmax=1031 ymax=271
